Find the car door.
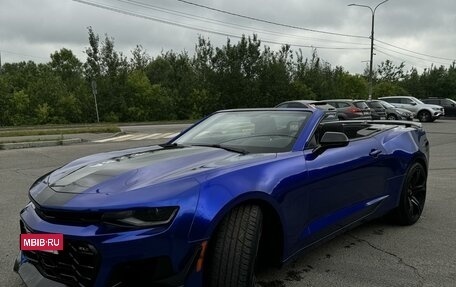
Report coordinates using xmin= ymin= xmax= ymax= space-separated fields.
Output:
xmin=383 ymin=98 xmax=403 ymax=109
xmin=400 ymin=98 xmax=420 ymax=113
xmin=301 ymin=135 xmax=388 ymax=245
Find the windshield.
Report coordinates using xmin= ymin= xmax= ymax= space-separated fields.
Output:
xmin=174 ymin=110 xmax=312 ymax=153
xmin=378 ymin=100 xmax=395 ymax=109
xmin=353 ymin=101 xmax=369 ymax=109
xmin=411 ymin=97 xmax=425 ymax=104
xmin=367 ymin=101 xmax=384 ymax=109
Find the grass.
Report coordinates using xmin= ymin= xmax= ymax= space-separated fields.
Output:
xmin=0 ymin=119 xmax=196 ymax=138
xmin=0 ymin=125 xmax=121 ymax=138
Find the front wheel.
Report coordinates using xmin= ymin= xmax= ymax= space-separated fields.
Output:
xmin=390 ymin=162 xmax=427 ymax=225
xmin=206 ymin=205 xmax=263 ymax=287
xmin=418 ymin=110 xmax=432 ymax=122
xmin=387 ymin=114 xmax=398 ymax=120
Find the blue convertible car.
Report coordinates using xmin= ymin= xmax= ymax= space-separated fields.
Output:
xmin=15 ymin=109 xmax=429 ymax=287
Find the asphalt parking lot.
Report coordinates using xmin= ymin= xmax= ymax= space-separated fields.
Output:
xmin=1 ymin=120 xmax=455 ymax=287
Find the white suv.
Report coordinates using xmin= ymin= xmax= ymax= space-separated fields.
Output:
xmin=379 ymin=96 xmax=444 ymax=122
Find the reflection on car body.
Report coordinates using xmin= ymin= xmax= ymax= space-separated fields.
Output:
xmin=318 ymin=99 xmax=372 ymax=120
xmin=275 ymin=100 xmax=338 ymax=122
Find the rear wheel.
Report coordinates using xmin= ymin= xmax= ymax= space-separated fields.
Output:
xmin=206 ymin=205 xmax=263 ymax=287
xmin=390 ymin=162 xmax=427 ymax=225
xmin=417 ymin=110 xmax=432 ymax=122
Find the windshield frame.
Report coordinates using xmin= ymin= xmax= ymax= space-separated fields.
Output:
xmin=378 ymin=100 xmax=395 ymax=109
xmin=172 ymin=109 xmax=313 ymax=154
xmin=411 ymin=97 xmax=425 ymax=104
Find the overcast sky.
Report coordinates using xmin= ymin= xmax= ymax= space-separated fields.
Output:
xmin=1 ymin=0 xmax=455 ymax=74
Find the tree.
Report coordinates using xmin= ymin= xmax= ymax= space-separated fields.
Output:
xmin=84 ymin=28 xmax=129 ymax=121
xmin=400 ymin=68 xmax=423 ymax=98
xmin=50 ymin=48 xmax=92 ymax=122
xmin=146 ymin=51 xmax=196 ymax=119
xmin=84 ymin=26 xmax=101 ymax=80
xmin=9 ymin=90 xmax=31 ymax=125
xmin=0 ymin=77 xmax=12 ymax=126
xmin=377 ymin=60 xmax=407 ymax=82
xmin=373 ymin=82 xmax=409 ymax=98
xmin=130 ymin=45 xmax=150 ymax=71
xmin=1 ymin=33 xmax=455 ymax=126
xmin=50 ymin=48 xmax=83 ymax=82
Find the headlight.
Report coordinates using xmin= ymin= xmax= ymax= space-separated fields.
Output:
xmin=397 ymin=111 xmax=406 ymax=116
xmin=432 ymin=107 xmax=441 ymax=111
xmin=102 ymin=207 xmax=179 ymax=228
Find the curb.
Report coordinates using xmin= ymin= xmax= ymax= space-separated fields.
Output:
xmin=0 ymin=138 xmax=84 ymax=150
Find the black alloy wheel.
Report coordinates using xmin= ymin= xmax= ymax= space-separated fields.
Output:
xmin=418 ymin=110 xmax=431 ymax=122
xmin=392 ymin=162 xmax=427 ymax=225
xmin=387 ymin=114 xmax=398 ymax=120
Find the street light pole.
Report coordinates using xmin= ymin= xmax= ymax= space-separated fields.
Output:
xmin=348 ymin=0 xmax=389 ymax=100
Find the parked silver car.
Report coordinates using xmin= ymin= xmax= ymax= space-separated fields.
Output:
xmin=379 ymin=96 xmax=444 ymax=122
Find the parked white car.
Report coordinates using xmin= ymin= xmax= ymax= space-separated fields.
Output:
xmin=379 ymin=96 xmax=444 ymax=122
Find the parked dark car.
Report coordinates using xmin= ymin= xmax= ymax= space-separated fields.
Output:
xmin=421 ymin=98 xmax=456 ymax=117
xmin=376 ymin=100 xmax=414 ymax=121
xmin=320 ymin=99 xmax=372 ymax=120
xmin=275 ymin=100 xmax=338 ymax=121
xmin=365 ymin=100 xmax=387 ymax=120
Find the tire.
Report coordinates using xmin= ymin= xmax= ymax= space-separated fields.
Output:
xmin=387 ymin=114 xmax=398 ymax=120
xmin=338 ymin=116 xmax=345 ymax=121
xmin=390 ymin=163 xmax=427 ymax=225
xmin=417 ymin=110 xmax=432 ymax=122
xmin=206 ymin=205 xmax=263 ymax=287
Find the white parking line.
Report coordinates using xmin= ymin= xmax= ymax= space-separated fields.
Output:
xmin=94 ymin=132 xmax=180 ymax=143
xmin=164 ymin=132 xmax=179 ymax=139
xmin=94 ymin=134 xmax=135 ymax=143
xmin=111 ymin=134 xmax=145 ymax=142
xmin=130 ymin=133 xmax=162 ymax=140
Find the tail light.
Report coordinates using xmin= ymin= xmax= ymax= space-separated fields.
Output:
xmin=349 ymin=107 xmax=362 ymax=113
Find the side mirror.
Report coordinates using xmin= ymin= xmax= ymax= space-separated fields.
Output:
xmin=313 ymin=132 xmax=349 ymax=154
xmin=410 ymin=102 xmax=417 ymax=106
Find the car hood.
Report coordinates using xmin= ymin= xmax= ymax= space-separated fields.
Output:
xmin=394 ymin=107 xmax=413 ymax=114
xmin=424 ymin=104 xmax=443 ymax=109
xmin=42 ymin=145 xmax=274 ymax=195
xmin=29 ymin=145 xmax=276 ymax=210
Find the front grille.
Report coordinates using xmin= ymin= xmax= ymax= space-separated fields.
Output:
xmin=34 ymin=204 xmax=102 ymax=225
xmin=21 ymin=223 xmax=99 ymax=287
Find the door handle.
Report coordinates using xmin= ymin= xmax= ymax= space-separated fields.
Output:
xmin=369 ymin=149 xmax=382 ymax=158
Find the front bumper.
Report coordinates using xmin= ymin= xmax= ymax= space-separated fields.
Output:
xmin=14 ymin=254 xmax=66 ymax=287
xmin=432 ymin=111 xmax=443 ymax=118
xmin=398 ymin=114 xmax=413 ymax=121
xmin=14 ymin=249 xmax=199 ymax=287
xmin=14 ymin=204 xmax=203 ymax=287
